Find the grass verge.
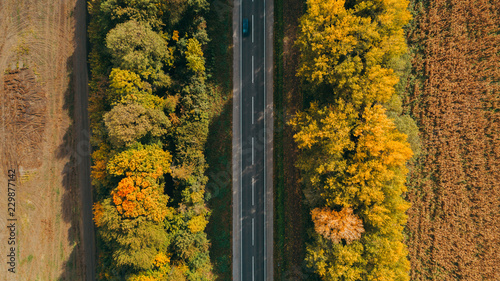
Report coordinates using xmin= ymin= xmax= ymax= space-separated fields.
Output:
xmin=275 ymin=0 xmax=317 ymax=279
xmin=205 ymin=0 xmax=233 ymax=280
xmin=273 ymin=0 xmax=286 ymax=278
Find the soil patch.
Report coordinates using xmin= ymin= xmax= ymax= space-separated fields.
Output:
xmin=2 ymin=69 xmax=47 ymax=169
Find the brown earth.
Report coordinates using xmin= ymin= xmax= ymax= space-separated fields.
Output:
xmin=3 ymin=69 xmax=47 ymax=169
xmin=405 ymin=0 xmax=500 ymax=280
xmin=0 ymin=0 xmax=86 ymax=280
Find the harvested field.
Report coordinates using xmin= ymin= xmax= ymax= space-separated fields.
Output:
xmin=0 ymin=0 xmax=86 ymax=280
xmin=405 ymin=0 xmax=500 ymax=280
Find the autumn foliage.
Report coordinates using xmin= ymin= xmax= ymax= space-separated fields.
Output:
xmin=106 ymin=144 xmax=172 ymax=178
xmin=293 ymin=0 xmax=416 ymax=279
xmin=296 ymin=0 xmax=411 ymax=107
xmin=291 ymin=102 xmax=413 ymax=280
xmin=111 ymin=175 xmax=170 ymax=222
xmin=88 ymin=0 xmax=214 ymax=279
xmin=311 ymin=207 xmax=364 ymax=244
xmin=404 ymin=0 xmax=500 ymax=279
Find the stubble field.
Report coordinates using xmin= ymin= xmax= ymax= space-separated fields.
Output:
xmin=405 ymin=0 xmax=500 ymax=279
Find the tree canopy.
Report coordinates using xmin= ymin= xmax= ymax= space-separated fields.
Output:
xmin=89 ymin=0 xmax=214 ymax=278
xmin=296 ymin=0 xmax=411 ymax=107
xmin=104 ymin=103 xmax=170 ymax=147
xmin=291 ymin=103 xmax=412 ymax=280
xmin=106 ymin=20 xmax=172 ymax=87
xmin=293 ymin=1 xmax=416 ymax=279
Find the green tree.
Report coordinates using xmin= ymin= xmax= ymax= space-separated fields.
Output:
xmin=306 ymin=231 xmax=410 ymax=281
xmin=104 ymin=103 xmax=170 ymax=147
xmin=106 ymin=20 xmax=172 ymax=87
xmin=101 ymin=0 xmax=164 ymax=29
xmin=94 ymin=199 xmax=170 ymax=271
xmin=383 ymin=94 xmax=421 ymax=159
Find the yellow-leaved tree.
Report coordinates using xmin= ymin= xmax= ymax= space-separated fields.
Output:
xmin=296 ymin=0 xmax=411 ymax=107
xmin=291 ymin=102 xmax=412 ymax=280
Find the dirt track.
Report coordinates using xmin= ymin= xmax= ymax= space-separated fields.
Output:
xmin=73 ymin=0 xmax=96 ymax=279
xmin=0 ymin=0 xmax=94 ymax=279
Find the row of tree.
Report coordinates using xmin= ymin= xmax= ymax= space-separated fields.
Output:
xmin=291 ymin=0 xmax=420 ymax=279
xmin=88 ymin=0 xmax=214 ymax=280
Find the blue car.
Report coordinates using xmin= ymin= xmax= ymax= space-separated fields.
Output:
xmin=243 ymin=18 xmax=249 ymax=37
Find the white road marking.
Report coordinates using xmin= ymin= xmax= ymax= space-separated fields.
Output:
xmin=237 ymin=0 xmax=270 ymax=279
xmin=252 ymin=15 xmax=254 ymax=43
xmin=263 ymin=0 xmax=267 ymax=279
xmin=252 ymin=55 xmax=254 ymax=83
xmin=252 ymin=256 xmax=255 ymax=281
xmin=252 ymin=218 xmax=255 ymax=245
xmin=252 ymin=137 xmax=254 ymax=165
xmin=252 ymin=177 xmax=255 ymax=206
xmin=239 ymin=1 xmax=243 ymax=280
xmin=252 ymin=96 xmax=254 ymax=124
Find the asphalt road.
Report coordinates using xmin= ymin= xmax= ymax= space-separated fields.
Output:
xmin=233 ymin=0 xmax=273 ymax=280
xmin=73 ymin=0 xmax=96 ymax=279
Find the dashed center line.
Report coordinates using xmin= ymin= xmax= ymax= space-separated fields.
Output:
xmin=252 ymin=256 xmax=255 ymax=281
xmin=252 ymin=55 xmax=254 ymax=83
xmin=252 ymin=15 xmax=254 ymax=42
xmin=252 ymin=218 xmax=255 ymax=246
xmin=252 ymin=96 xmax=254 ymax=124
xmin=252 ymin=177 xmax=255 ymax=206
xmin=252 ymin=137 xmax=254 ymax=165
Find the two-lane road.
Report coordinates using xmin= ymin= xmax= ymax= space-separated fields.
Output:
xmin=233 ymin=0 xmax=273 ymax=280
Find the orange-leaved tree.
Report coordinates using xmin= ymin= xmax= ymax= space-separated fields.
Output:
xmin=311 ymin=207 xmax=365 ymax=244
xmin=111 ymin=175 xmax=170 ymax=222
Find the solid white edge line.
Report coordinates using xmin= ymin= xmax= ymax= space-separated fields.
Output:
xmin=239 ymin=0 xmax=243 ymax=280
xmin=263 ymin=0 xmax=267 ymax=279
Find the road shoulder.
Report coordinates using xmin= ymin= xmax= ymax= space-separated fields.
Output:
xmin=232 ymin=0 xmax=242 ymax=280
